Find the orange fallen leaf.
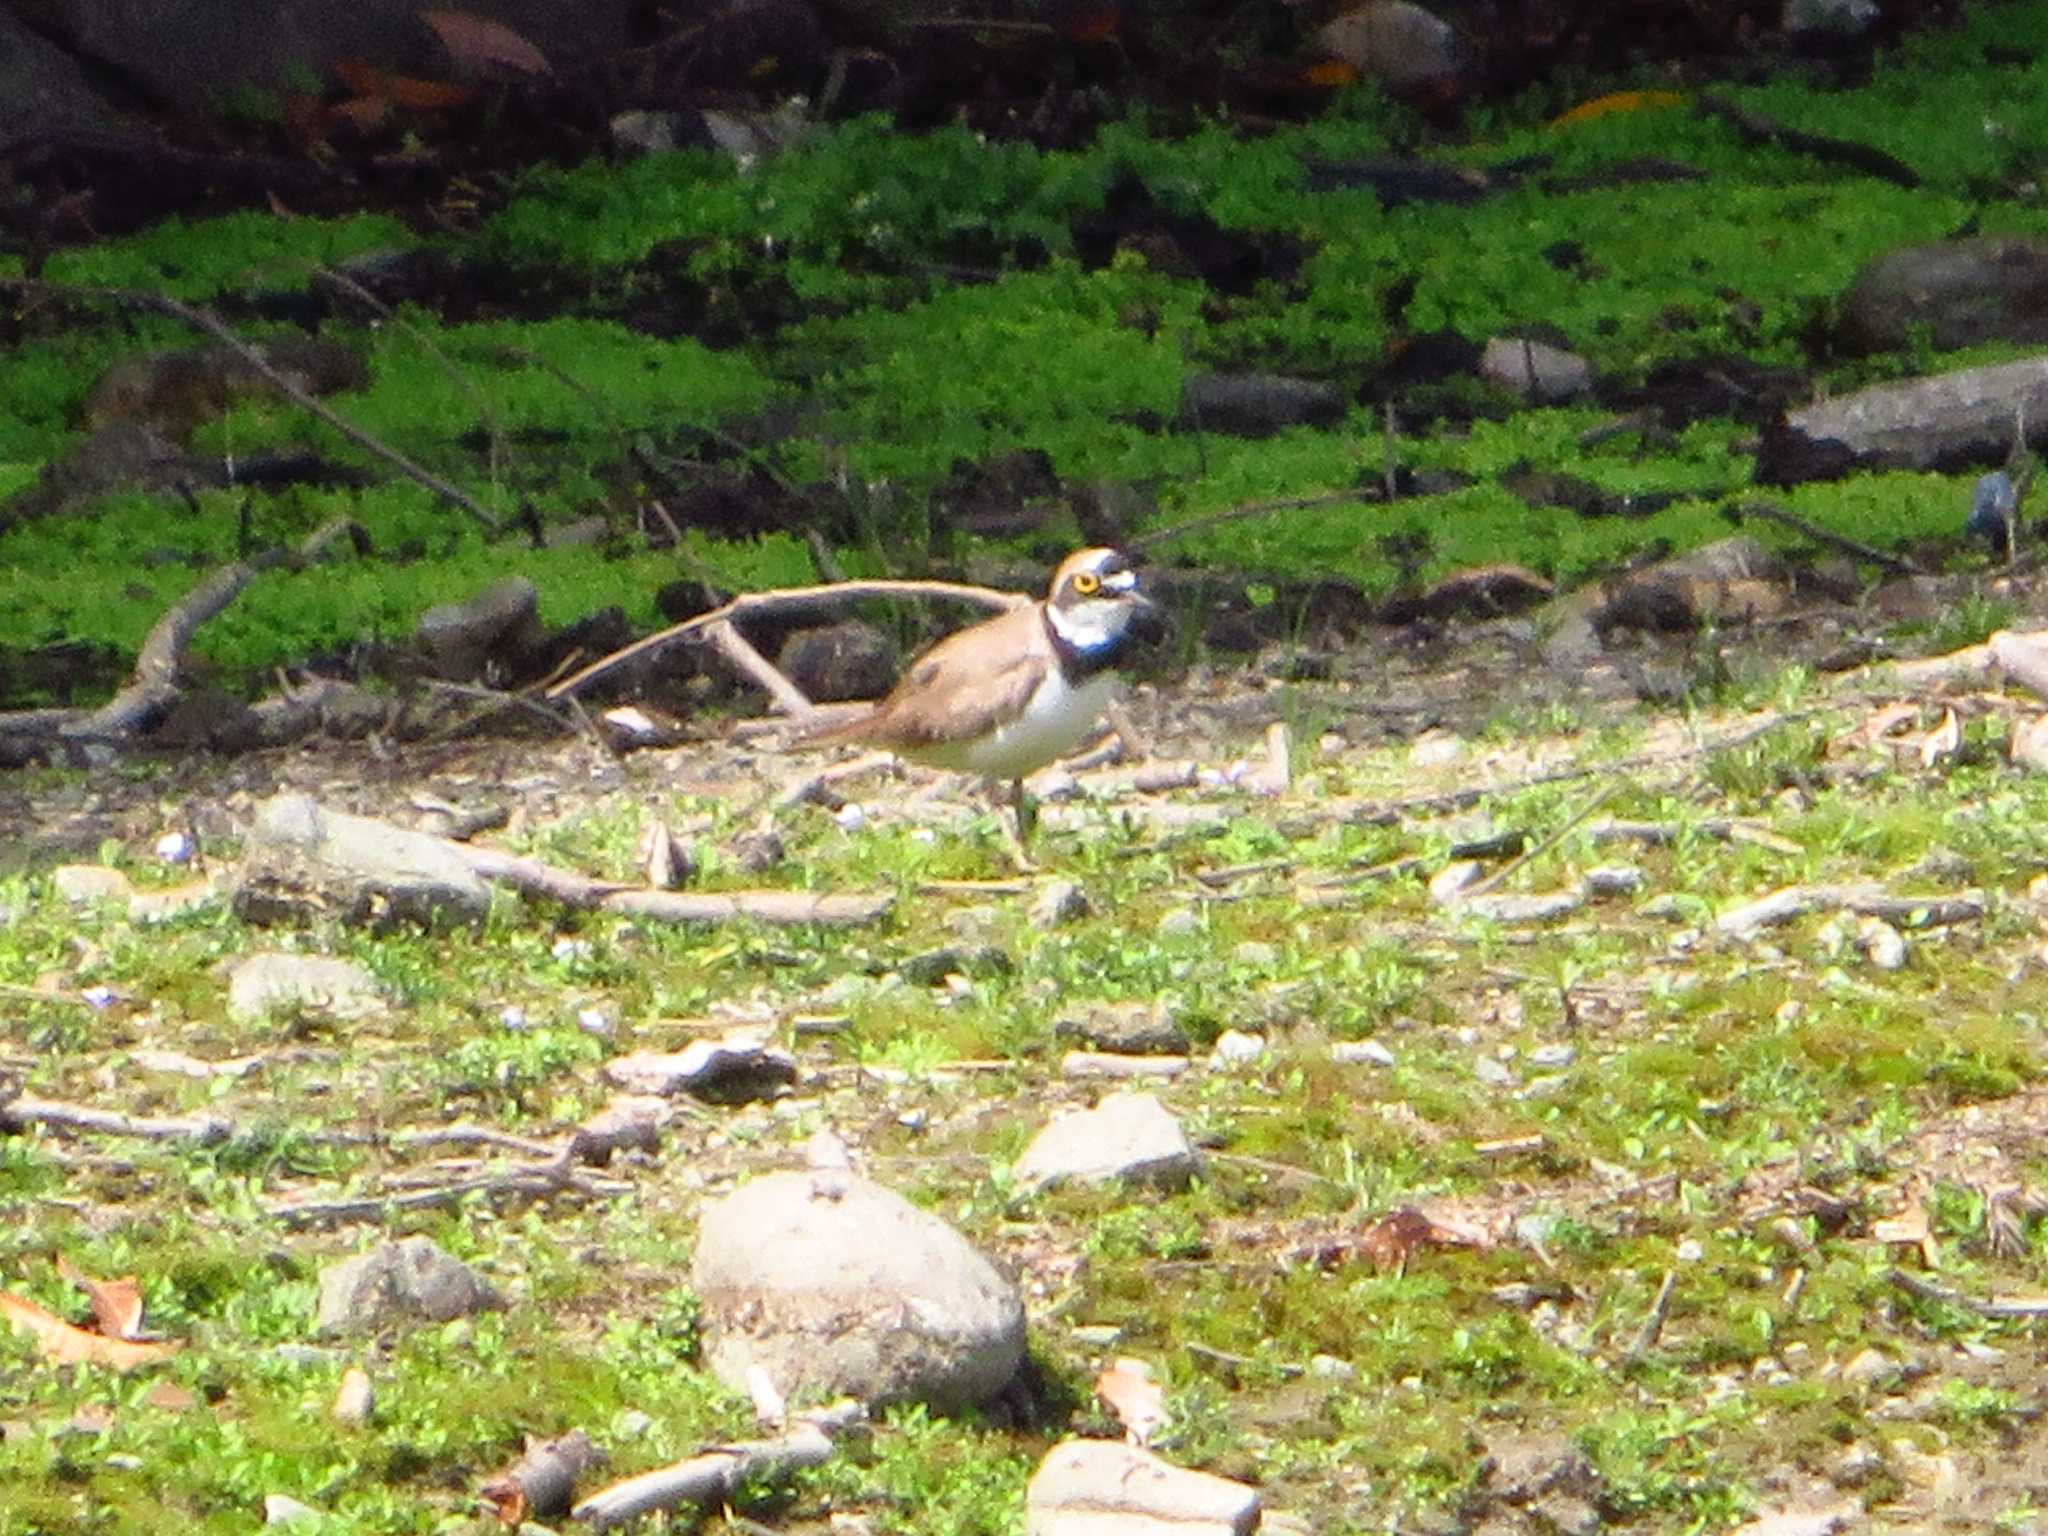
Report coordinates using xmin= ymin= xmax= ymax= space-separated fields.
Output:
xmin=143 ymin=1379 xmax=199 ymax=1412
xmin=0 ymin=1292 xmax=179 ymax=1372
xmin=330 ymin=59 xmax=477 ymax=110
xmin=1829 ymin=700 xmax=1919 ymax=755
xmin=1551 ymin=89 xmax=1686 ymax=127
xmin=1361 ymin=1206 xmax=1488 ymax=1273
xmin=421 ymin=10 xmax=552 ymax=76
xmin=1917 ymin=707 xmax=1962 ymax=770
xmin=1094 ymin=1357 xmax=1167 ymax=1447
xmin=56 ymin=1255 xmax=146 ymax=1340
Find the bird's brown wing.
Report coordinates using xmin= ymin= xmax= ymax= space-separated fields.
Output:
xmin=797 ymin=604 xmax=1049 ymax=751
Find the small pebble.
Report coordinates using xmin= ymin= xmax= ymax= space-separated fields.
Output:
xmin=1209 ymin=1029 xmax=1267 ymax=1069
xmin=1582 ymin=864 xmax=1644 ymax=897
xmin=1473 ymin=1057 xmax=1517 ymax=1087
xmin=80 ymin=985 xmax=119 ymax=1011
xmin=499 ymin=1005 xmax=529 ymax=1031
xmin=1233 ymin=941 xmax=1278 ymax=969
xmin=576 ymin=1006 xmax=616 ymax=1040
xmin=551 ymin=938 xmax=593 ymax=964
xmin=154 ymin=831 xmax=196 ymax=865
xmin=616 ymin=1409 xmax=656 ymax=1437
xmin=1527 ymin=1042 xmax=1576 ymax=1070
xmin=1156 ymin=908 xmax=1202 ymax=939
xmin=1676 ymin=1238 xmax=1704 ymax=1262
xmin=1331 ymin=1040 xmax=1395 ymax=1067
xmin=1308 ymin=1354 xmax=1357 ymax=1381
xmin=834 ymin=803 xmax=868 ymax=833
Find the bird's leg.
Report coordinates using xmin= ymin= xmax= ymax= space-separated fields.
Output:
xmin=995 ymin=777 xmax=1039 ymax=874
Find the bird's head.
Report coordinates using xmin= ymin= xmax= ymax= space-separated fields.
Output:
xmin=1043 ymin=547 xmax=1169 ymax=660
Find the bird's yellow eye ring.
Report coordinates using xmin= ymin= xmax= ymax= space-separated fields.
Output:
xmin=1073 ymin=572 xmax=1101 ymax=596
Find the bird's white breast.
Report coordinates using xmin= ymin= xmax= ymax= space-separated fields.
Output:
xmin=912 ymin=669 xmax=1114 ymax=780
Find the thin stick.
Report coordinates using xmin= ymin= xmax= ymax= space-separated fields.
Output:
xmin=1888 ymin=1267 xmax=2048 ymax=1319
xmin=1729 ymin=499 xmax=1920 ymax=576
xmin=545 ymin=577 xmax=1026 ymax=706
xmin=1625 ymin=1269 xmax=1678 ymax=1360
xmin=0 ymin=277 xmax=507 ymax=535
xmin=1131 ymin=489 xmax=1371 ymax=553
xmin=1461 ymin=782 xmax=1621 ymax=901
xmin=310 ymin=262 xmax=508 ymax=486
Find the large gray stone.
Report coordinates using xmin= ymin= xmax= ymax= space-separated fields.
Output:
xmin=692 ymin=1171 xmax=1024 ymax=1412
xmin=227 ymin=952 xmax=386 ymax=1023
xmin=1840 ymin=237 xmax=2048 ymax=354
xmin=1014 ymin=1092 xmax=1199 ymax=1192
xmin=316 ymin=1237 xmax=502 ymax=1335
xmin=232 ymin=793 xmax=492 ymax=928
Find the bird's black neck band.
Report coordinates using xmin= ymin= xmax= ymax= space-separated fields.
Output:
xmin=1043 ymin=607 xmax=1123 ymax=682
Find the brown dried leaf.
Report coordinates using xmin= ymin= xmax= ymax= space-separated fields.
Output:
xmin=0 ymin=1291 xmax=179 ymax=1372
xmin=330 ymin=59 xmax=477 ymax=110
xmin=1917 ymin=707 xmax=1962 ymax=770
xmin=1094 ymin=1357 xmax=1167 ymax=1448
xmin=56 ymin=1255 xmax=146 ymax=1340
xmin=1361 ymin=1206 xmax=1489 ymax=1273
xmin=143 ymin=1379 xmax=198 ymax=1412
xmin=421 ymin=10 xmax=553 ymax=76
xmin=1828 ymin=700 xmax=1918 ymax=756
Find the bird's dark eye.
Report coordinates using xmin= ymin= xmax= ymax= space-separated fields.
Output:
xmin=1073 ymin=572 xmax=1101 ymax=596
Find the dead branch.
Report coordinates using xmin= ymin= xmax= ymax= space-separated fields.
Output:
xmin=1 ymin=1096 xmax=233 ymax=1145
xmin=1717 ymin=884 xmax=1985 ymax=937
xmin=1625 ymin=1269 xmax=1678 ymax=1360
xmin=544 ymin=577 xmax=1027 ymax=707
xmin=1460 ymin=782 xmax=1620 ymax=901
xmin=1887 ymin=1267 xmax=2048 ymax=1319
xmin=602 ymin=888 xmax=895 ymax=927
xmin=572 ymin=1404 xmax=864 ymax=1531
xmin=267 ymin=1158 xmax=629 ymax=1230
xmin=68 ymin=560 xmax=260 ymax=740
xmin=1728 ymin=499 xmax=1922 ymax=577
xmin=0 ymin=277 xmax=507 ymax=535
xmin=0 ymin=519 xmax=378 ymax=760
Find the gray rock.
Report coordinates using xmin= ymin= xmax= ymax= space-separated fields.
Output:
xmin=1026 ymin=1439 xmax=1261 ymax=1536
xmin=1055 ymin=1000 xmax=1189 ymax=1056
xmin=1473 ymin=1056 xmax=1519 ymax=1088
xmin=1583 ymin=865 xmax=1645 ymax=898
xmin=233 ymin=793 xmax=492 ymax=928
xmin=778 ymin=621 xmax=899 ymax=704
xmin=1208 ymin=1029 xmax=1267 ymax=1070
xmin=1530 ymin=1493 xmax=1604 ymax=1536
xmin=316 ymin=1237 xmax=503 ymax=1335
xmin=1526 ymin=1043 xmax=1576 ymax=1070
xmin=693 ymin=1170 xmax=1024 ymax=1411
xmin=901 ymin=945 xmax=1012 ymax=986
xmin=1484 ymin=1432 xmax=1602 ymax=1504
xmin=1030 ymin=879 xmax=1093 ymax=930
xmin=1179 ymin=373 xmax=1346 ymax=438
xmin=1480 ymin=336 xmax=1592 ymax=403
xmin=1015 ymin=1092 xmax=1199 ymax=1192
xmin=1461 ymin=890 xmax=1586 ymax=924
xmin=1332 ymin=1039 xmax=1396 ymax=1067
xmin=0 ymin=423 xmax=196 ymax=532
xmin=227 ymin=952 xmax=386 ymax=1023
xmin=1841 ymin=237 xmax=2048 ymax=354
xmin=51 ymin=864 xmax=135 ymax=905
xmin=1595 ymin=536 xmax=1787 ymax=633
xmin=1839 ymin=1347 xmax=1902 ymax=1390
xmin=416 ymin=577 xmax=543 ymax=680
